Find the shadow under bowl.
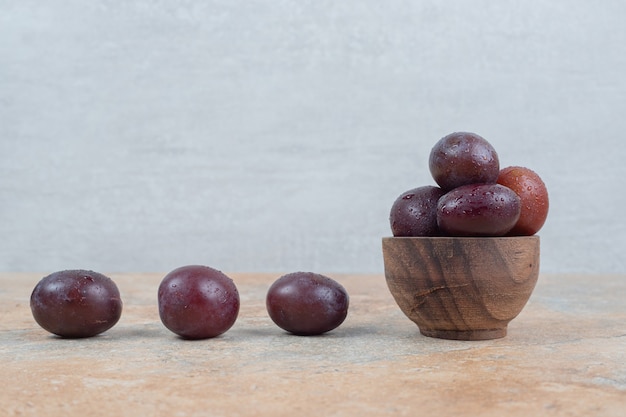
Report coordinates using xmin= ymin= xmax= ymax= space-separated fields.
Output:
xmin=382 ymin=236 xmax=540 ymax=341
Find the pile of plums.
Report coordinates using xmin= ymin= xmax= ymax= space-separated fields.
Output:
xmin=390 ymin=132 xmax=549 ymax=237
xmin=30 ymin=267 xmax=349 ymax=339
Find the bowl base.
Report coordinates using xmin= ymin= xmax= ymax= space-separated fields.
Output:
xmin=419 ymin=327 xmax=507 ymax=341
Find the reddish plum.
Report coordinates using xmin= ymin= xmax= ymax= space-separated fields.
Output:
xmin=497 ymin=166 xmax=549 ymax=235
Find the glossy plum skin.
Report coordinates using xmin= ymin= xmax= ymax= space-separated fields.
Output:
xmin=429 ymin=132 xmax=500 ymax=191
xmin=497 ymin=166 xmax=549 ymax=236
xmin=30 ymin=270 xmax=122 ymax=338
xmin=437 ymin=183 xmax=521 ymax=236
xmin=266 ymin=272 xmax=349 ymax=336
xmin=389 ymin=186 xmax=445 ymax=236
xmin=158 ymin=265 xmax=240 ymax=340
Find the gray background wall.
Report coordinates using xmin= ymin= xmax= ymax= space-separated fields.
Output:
xmin=1 ymin=0 xmax=625 ymax=274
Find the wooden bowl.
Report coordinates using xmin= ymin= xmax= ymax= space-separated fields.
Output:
xmin=382 ymin=236 xmax=540 ymax=340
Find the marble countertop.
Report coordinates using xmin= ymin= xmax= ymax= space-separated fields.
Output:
xmin=1 ymin=272 xmax=625 ymax=416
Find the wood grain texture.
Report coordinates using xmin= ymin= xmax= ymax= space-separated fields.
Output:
xmin=382 ymin=236 xmax=540 ymax=340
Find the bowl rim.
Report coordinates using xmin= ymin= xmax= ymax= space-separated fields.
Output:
xmin=382 ymin=235 xmax=540 ymax=241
